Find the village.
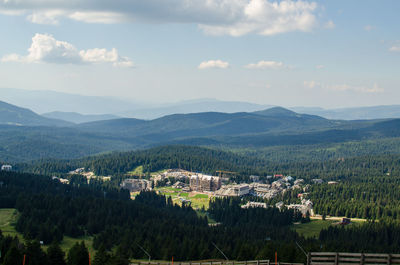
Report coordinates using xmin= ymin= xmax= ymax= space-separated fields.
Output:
xmin=118 ymin=168 xmax=316 ymax=216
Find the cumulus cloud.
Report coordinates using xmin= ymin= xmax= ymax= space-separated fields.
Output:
xmin=0 ymin=0 xmax=320 ymax=36
xmin=245 ymin=60 xmax=286 ymax=69
xmin=324 ymin=20 xmax=335 ymax=29
xmin=389 ymin=45 xmax=400 ymax=52
xmin=198 ymin=60 xmax=229 ymax=69
xmin=1 ymin=33 xmax=133 ymax=67
xmin=364 ymin=25 xmax=375 ymax=31
xmin=304 ymin=81 xmax=384 ymax=93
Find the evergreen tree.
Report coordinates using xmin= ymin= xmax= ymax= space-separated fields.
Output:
xmin=2 ymin=244 xmax=23 ymax=265
xmin=67 ymin=242 xmax=89 ymax=265
xmin=47 ymin=242 xmax=66 ymax=265
xmin=92 ymin=245 xmax=110 ymax=265
xmin=24 ymin=240 xmax=48 ymax=265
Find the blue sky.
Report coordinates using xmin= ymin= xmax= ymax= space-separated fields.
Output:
xmin=0 ymin=0 xmax=399 ymax=108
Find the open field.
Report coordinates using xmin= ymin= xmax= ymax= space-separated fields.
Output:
xmin=155 ymin=187 xmax=211 ymax=210
xmin=127 ymin=165 xmax=145 ymax=176
xmin=0 ymin=208 xmax=95 ymax=257
xmin=292 ymin=220 xmax=335 ymax=238
xmin=0 ymin=208 xmax=22 ymax=239
xmin=311 ymin=215 xmax=367 ymax=222
xmin=293 ymin=218 xmax=365 ymax=239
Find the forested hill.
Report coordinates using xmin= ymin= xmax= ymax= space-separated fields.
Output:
xmin=2 ymin=100 xmax=400 ymax=162
xmin=17 ymin=145 xmax=400 ymax=183
xmin=0 ymin=100 xmax=71 ymax=127
xmin=0 ymin=170 xmax=306 ymax=261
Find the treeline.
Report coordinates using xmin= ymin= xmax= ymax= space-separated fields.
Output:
xmin=309 ymin=175 xmax=400 ymax=220
xmin=319 ymin=221 xmax=400 ymax=253
xmin=17 ymin=145 xmax=400 ymax=182
xmin=0 ymin=233 xmax=128 ymax=265
xmin=0 ymin=171 xmax=306 ymax=262
xmin=4 ymin=171 xmax=400 ymax=261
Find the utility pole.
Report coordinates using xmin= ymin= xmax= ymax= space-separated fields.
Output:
xmin=136 ymin=243 xmax=151 ymax=262
xmin=212 ymin=242 xmax=229 ymax=261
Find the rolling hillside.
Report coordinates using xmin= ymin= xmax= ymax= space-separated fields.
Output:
xmin=42 ymin=111 xmax=120 ymax=124
xmin=0 ymin=100 xmax=71 ymax=127
xmin=1 ymin=100 xmax=400 ymax=162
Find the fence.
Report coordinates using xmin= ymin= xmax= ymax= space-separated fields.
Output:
xmin=308 ymin=252 xmax=400 ymax=265
xmin=131 ymin=260 xmax=303 ymax=265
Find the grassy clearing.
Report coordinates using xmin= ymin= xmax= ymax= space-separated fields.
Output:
xmin=192 ymin=194 xmax=209 ymax=199
xmin=0 ymin=208 xmax=95 ymax=257
xmin=196 ymin=211 xmax=218 ymax=225
xmin=0 ymin=208 xmax=23 ymax=239
xmin=292 ymin=220 xmax=335 ymax=238
xmin=155 ymin=187 xmax=211 ymax=210
xmin=59 ymin=235 xmax=95 ymax=258
xmin=127 ymin=165 xmax=144 ymax=176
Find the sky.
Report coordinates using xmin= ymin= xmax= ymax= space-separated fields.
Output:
xmin=0 ymin=0 xmax=399 ymax=108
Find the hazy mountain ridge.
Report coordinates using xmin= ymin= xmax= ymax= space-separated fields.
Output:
xmin=0 ymin=100 xmax=72 ymax=127
xmin=291 ymin=105 xmax=400 ymax=120
xmin=42 ymin=111 xmax=120 ymax=124
xmin=1 ymin=99 xmax=400 ymax=162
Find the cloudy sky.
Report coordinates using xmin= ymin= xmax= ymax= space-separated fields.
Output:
xmin=0 ymin=0 xmax=399 ymax=108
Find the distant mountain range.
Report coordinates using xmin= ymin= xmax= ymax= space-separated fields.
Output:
xmin=3 ymin=88 xmax=400 ymax=121
xmin=120 ymin=98 xmax=271 ymax=119
xmin=0 ymin=88 xmax=270 ymax=119
xmin=0 ymin=100 xmax=72 ymax=127
xmin=1 ymin=98 xmax=400 ymax=162
xmin=291 ymin=105 xmax=400 ymax=120
xmin=42 ymin=111 xmax=120 ymax=124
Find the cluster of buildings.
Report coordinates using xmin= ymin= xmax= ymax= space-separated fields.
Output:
xmin=284 ymin=199 xmax=314 ymax=216
xmin=1 ymin=164 xmax=12 ymax=171
xmin=153 ymin=169 xmax=223 ymax=193
xmin=190 ymin=174 xmax=221 ymax=192
xmin=52 ymin=176 xmax=69 ymax=184
xmin=215 ymin=176 xmax=306 ymax=199
xmin=120 ymin=179 xmax=152 ymax=192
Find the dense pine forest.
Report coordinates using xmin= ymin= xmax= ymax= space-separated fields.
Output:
xmin=3 ymin=169 xmax=400 ymax=264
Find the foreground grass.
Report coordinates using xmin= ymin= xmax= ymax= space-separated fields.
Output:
xmin=0 ymin=208 xmax=95 ymax=257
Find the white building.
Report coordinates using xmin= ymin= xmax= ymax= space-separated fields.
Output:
xmin=121 ymin=179 xmax=151 ymax=192
xmin=1 ymin=165 xmax=12 ymax=171
xmin=215 ymin=184 xmax=250 ymax=197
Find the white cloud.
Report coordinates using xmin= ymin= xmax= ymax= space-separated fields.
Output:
xmin=324 ymin=20 xmax=335 ymax=29
xmin=198 ymin=60 xmax=229 ymax=69
xmin=389 ymin=45 xmax=400 ymax=52
xmin=316 ymin=65 xmax=325 ymax=69
xmin=0 ymin=0 xmax=320 ymax=36
xmin=245 ymin=60 xmax=286 ymax=69
xmin=200 ymin=0 xmax=318 ymax=36
xmin=364 ymin=25 xmax=375 ymax=31
xmin=27 ymin=10 xmax=66 ymax=25
xmin=1 ymin=33 xmax=133 ymax=67
xmin=303 ymin=80 xmax=319 ymax=89
xmin=304 ymin=81 xmax=384 ymax=93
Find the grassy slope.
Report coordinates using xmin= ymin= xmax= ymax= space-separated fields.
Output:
xmin=0 ymin=208 xmax=95 ymax=257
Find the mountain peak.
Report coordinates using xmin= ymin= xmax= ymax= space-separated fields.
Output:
xmin=254 ymin=107 xmax=297 ymax=117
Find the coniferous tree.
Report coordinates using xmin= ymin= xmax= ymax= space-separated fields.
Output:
xmin=67 ymin=242 xmax=89 ymax=265
xmin=47 ymin=242 xmax=67 ymax=265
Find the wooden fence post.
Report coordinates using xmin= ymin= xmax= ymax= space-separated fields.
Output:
xmin=335 ymin=252 xmax=338 ymax=265
xmin=360 ymin=253 xmax=364 ymax=265
xmin=306 ymin=253 xmax=311 ymax=265
xmin=387 ymin=254 xmax=392 ymax=265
